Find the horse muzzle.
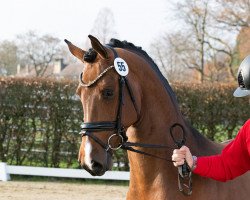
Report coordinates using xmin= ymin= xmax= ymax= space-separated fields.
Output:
xmin=82 ymin=161 xmax=107 ymax=176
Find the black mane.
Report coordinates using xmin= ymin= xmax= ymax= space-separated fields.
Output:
xmin=107 ymin=38 xmax=179 ymax=106
xmin=107 ymin=39 xmax=158 ymax=67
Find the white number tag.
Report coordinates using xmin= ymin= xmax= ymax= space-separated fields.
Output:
xmin=114 ymin=57 xmax=129 ymax=76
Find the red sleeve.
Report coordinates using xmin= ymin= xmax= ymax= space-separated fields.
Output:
xmin=193 ymin=119 xmax=250 ymax=182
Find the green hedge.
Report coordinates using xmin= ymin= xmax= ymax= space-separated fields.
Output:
xmin=174 ymin=82 xmax=249 ymax=141
xmin=0 ymin=77 xmax=82 ymax=168
xmin=0 ymin=78 xmax=248 ymax=169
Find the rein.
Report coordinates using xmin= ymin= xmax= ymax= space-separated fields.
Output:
xmin=78 ymin=46 xmax=192 ymax=196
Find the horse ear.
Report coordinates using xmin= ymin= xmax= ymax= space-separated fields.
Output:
xmin=64 ymin=39 xmax=85 ymax=62
xmin=88 ymin=35 xmax=109 ymax=59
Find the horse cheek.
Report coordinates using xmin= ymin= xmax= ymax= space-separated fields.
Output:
xmin=78 ymin=138 xmax=86 ymax=164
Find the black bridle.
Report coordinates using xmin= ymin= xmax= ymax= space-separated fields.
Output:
xmin=79 ymin=46 xmax=192 ymax=196
xmin=80 ymin=74 xmax=137 ymax=154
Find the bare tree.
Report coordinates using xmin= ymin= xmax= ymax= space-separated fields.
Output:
xmin=215 ymin=0 xmax=250 ymax=30
xmin=0 ymin=40 xmax=19 ymax=75
xmin=151 ymin=0 xmax=250 ymax=83
xmin=90 ymin=7 xmax=117 ymax=44
xmin=17 ymin=31 xmax=61 ymax=77
xmin=174 ymin=0 xmax=212 ymax=82
xmin=150 ymin=38 xmax=168 ymax=77
xmin=205 ymin=0 xmax=250 ymax=80
xmin=150 ymin=33 xmax=194 ymax=82
xmin=204 ymin=33 xmax=237 ymax=80
xmin=155 ymin=0 xmax=239 ymax=82
xmin=213 ymin=0 xmax=250 ymax=74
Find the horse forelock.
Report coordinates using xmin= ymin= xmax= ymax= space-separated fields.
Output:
xmin=84 ymin=48 xmax=97 ymax=63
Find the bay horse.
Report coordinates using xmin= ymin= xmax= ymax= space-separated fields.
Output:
xmin=65 ymin=35 xmax=250 ymax=200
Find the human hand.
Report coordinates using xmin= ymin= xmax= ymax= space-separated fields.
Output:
xmin=172 ymin=146 xmax=193 ymax=169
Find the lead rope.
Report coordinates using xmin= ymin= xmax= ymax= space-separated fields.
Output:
xmin=178 ymin=169 xmax=192 ymax=196
xmin=170 ymin=124 xmax=192 ymax=196
xmin=120 ymin=123 xmax=192 ymax=196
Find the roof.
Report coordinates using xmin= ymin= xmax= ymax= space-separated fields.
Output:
xmin=16 ymin=60 xmax=84 ymax=80
xmin=16 ymin=64 xmax=55 ymax=78
xmin=59 ymin=62 xmax=83 ymax=79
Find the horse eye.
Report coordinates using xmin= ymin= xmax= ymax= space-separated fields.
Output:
xmin=102 ymin=89 xmax=114 ymax=98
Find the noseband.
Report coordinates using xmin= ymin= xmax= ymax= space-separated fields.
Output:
xmin=78 ymin=46 xmax=192 ymax=196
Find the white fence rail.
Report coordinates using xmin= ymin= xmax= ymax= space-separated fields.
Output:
xmin=0 ymin=162 xmax=130 ymax=182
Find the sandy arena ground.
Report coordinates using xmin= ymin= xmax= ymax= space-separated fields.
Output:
xmin=0 ymin=181 xmax=128 ymax=200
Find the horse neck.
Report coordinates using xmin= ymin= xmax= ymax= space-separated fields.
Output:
xmin=128 ymin=56 xmax=185 ymax=147
xmin=126 ymin=58 xmax=185 ymax=191
xmin=126 ymin=56 xmax=220 ymax=194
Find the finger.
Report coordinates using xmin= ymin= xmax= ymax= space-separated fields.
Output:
xmin=174 ymin=147 xmax=188 ymax=154
xmin=172 ymin=154 xmax=185 ymax=162
xmin=180 ymin=146 xmax=188 ymax=151
xmin=173 ymin=149 xmax=186 ymax=155
xmin=173 ymin=157 xmax=185 ymax=163
xmin=173 ymin=160 xmax=185 ymax=167
xmin=181 ymin=146 xmax=191 ymax=156
xmin=172 ymin=154 xmax=185 ymax=161
xmin=173 ymin=149 xmax=179 ymax=154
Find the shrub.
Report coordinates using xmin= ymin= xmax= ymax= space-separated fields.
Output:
xmin=0 ymin=77 xmax=82 ymax=168
xmin=0 ymin=77 xmax=248 ymax=170
xmin=172 ymin=82 xmax=249 ymax=141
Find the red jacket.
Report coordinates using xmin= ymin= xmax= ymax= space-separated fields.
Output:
xmin=193 ymin=119 xmax=250 ymax=182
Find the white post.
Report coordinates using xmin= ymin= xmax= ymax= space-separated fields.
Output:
xmin=17 ymin=64 xmax=21 ymax=75
xmin=0 ymin=162 xmax=10 ymax=181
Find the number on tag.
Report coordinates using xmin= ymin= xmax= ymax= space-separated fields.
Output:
xmin=114 ymin=58 xmax=129 ymax=76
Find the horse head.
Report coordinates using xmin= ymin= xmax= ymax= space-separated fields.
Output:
xmin=65 ymin=35 xmax=140 ymax=176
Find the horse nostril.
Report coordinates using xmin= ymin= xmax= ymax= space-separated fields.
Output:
xmin=91 ymin=160 xmax=103 ymax=172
